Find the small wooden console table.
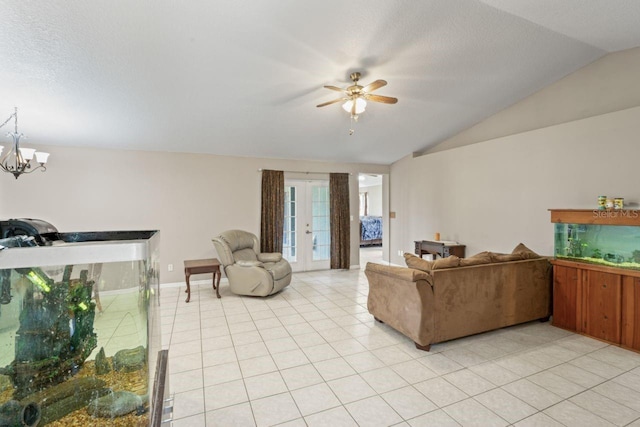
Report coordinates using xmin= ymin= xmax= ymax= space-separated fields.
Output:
xmin=414 ymin=240 xmax=466 ymax=259
xmin=184 ymin=258 xmax=221 ymax=302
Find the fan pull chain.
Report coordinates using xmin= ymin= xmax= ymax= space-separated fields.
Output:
xmin=349 ymin=114 xmax=359 ymax=135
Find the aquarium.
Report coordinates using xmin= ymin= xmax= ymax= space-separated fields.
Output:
xmin=0 ymin=230 xmax=162 ymax=426
xmin=554 ymin=222 xmax=640 ymax=270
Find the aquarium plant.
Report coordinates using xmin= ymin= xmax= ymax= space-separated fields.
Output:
xmin=566 ymin=238 xmax=588 ymax=258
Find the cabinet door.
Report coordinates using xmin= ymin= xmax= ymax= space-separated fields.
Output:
xmin=553 ymin=265 xmax=579 ymax=331
xmin=622 ymin=276 xmax=640 ymax=351
xmin=583 ymin=271 xmax=621 ymax=343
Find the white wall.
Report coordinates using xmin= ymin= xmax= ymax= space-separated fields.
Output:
xmin=389 ymin=105 xmax=640 ymax=265
xmin=362 ymin=184 xmax=383 ymax=217
xmin=0 ymin=148 xmax=388 ymax=282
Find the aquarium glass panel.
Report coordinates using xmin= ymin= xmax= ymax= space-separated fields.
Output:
xmin=554 ymin=223 xmax=640 ymax=270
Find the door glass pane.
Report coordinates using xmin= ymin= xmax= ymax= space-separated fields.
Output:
xmin=311 ymin=185 xmax=330 ymax=261
xmin=283 ymin=186 xmax=297 ymax=262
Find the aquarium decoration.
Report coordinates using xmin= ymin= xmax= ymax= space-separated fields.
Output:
xmin=0 ymin=266 xmax=98 ymax=401
xmin=0 ymin=400 xmax=41 ymax=426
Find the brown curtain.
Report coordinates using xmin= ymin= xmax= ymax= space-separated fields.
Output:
xmin=260 ymin=170 xmax=284 ymax=253
xmin=330 ymin=173 xmax=350 ymax=269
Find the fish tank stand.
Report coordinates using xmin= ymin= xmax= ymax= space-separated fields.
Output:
xmin=549 ymin=209 xmax=640 ymax=353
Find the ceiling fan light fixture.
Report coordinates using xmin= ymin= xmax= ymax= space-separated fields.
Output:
xmin=342 ymin=98 xmax=366 ymax=114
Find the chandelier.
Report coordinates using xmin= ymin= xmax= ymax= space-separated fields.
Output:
xmin=0 ymin=107 xmax=49 ymax=179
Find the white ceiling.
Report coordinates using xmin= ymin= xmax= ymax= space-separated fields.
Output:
xmin=359 ymin=174 xmax=382 ymax=188
xmin=1 ymin=1 xmax=640 ymax=165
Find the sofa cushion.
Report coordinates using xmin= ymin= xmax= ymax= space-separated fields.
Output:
xmin=404 ymin=253 xmax=434 ymax=272
xmin=460 ymin=251 xmax=492 ymax=267
xmin=432 ymin=255 xmax=460 ymax=269
xmin=512 ymin=243 xmax=541 ymax=259
xmin=490 ymin=252 xmax=525 ymax=262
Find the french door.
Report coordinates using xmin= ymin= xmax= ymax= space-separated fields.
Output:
xmin=283 ymin=180 xmax=330 ymax=272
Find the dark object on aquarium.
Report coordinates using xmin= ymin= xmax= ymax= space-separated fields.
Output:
xmin=0 ymin=235 xmax=37 ymax=249
xmin=0 ymin=400 xmax=41 ymax=427
xmin=0 ymin=218 xmax=61 ymax=246
xmin=0 ymin=218 xmax=61 ymax=307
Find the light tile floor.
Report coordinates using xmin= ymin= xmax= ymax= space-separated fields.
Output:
xmin=161 ymin=268 xmax=640 ymax=427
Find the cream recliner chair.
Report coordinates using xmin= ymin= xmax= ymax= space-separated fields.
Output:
xmin=212 ymin=230 xmax=292 ymax=297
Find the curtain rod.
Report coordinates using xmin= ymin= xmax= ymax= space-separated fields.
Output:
xmin=257 ymin=168 xmax=352 ymax=175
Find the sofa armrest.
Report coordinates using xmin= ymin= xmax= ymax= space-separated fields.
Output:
xmin=257 ymin=252 xmax=282 ymax=263
xmin=365 ymin=262 xmax=435 ymax=348
xmin=365 ymin=262 xmax=431 ymax=283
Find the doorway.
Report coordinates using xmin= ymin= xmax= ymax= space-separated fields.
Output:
xmin=283 ymin=180 xmax=331 ymax=272
xmin=359 ymin=174 xmax=385 ymax=266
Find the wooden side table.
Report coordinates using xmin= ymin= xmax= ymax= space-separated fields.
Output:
xmin=414 ymin=240 xmax=466 ymax=259
xmin=184 ymin=258 xmax=221 ymax=302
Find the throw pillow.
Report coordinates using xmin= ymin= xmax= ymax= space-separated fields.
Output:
xmin=432 ymin=255 xmax=461 ymax=269
xmin=511 ymin=243 xmax=541 ymax=259
xmin=460 ymin=251 xmax=492 ymax=267
xmin=404 ymin=253 xmax=434 ymax=272
xmin=489 ymin=252 xmax=525 ymax=262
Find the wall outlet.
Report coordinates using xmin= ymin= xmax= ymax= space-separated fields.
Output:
xmin=168 ymin=264 xmax=173 ymax=272
xmin=398 ymin=250 xmax=404 ymax=256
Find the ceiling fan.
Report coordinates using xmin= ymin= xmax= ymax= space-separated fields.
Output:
xmin=316 ymin=72 xmax=398 ymax=117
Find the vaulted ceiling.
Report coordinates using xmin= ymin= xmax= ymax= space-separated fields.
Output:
xmin=2 ymin=1 xmax=640 ymax=165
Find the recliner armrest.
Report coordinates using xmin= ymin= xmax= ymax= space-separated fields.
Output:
xmin=257 ymin=253 xmax=282 ymax=263
xmin=236 ymin=260 xmax=264 ymax=268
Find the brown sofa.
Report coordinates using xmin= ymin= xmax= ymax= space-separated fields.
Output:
xmin=365 ymin=246 xmax=552 ymax=351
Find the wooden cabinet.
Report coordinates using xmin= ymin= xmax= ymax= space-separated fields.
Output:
xmin=553 ymin=265 xmax=579 ymax=331
xmin=552 ymin=259 xmax=640 ymax=352
xmin=582 ymin=270 xmax=621 ymax=343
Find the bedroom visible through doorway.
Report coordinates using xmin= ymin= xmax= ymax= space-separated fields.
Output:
xmin=359 ymin=174 xmax=384 ymax=265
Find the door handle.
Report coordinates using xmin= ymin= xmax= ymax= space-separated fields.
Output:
xmin=305 ymin=230 xmax=312 ymax=234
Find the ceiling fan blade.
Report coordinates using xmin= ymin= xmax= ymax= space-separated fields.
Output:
xmin=324 ymin=85 xmax=347 ymax=93
xmin=316 ymin=98 xmax=346 ymax=108
xmin=365 ymin=94 xmax=398 ymax=104
xmin=362 ymin=79 xmax=387 ymax=93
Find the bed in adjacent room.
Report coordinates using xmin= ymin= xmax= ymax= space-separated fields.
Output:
xmin=360 ymin=215 xmax=382 ymax=246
